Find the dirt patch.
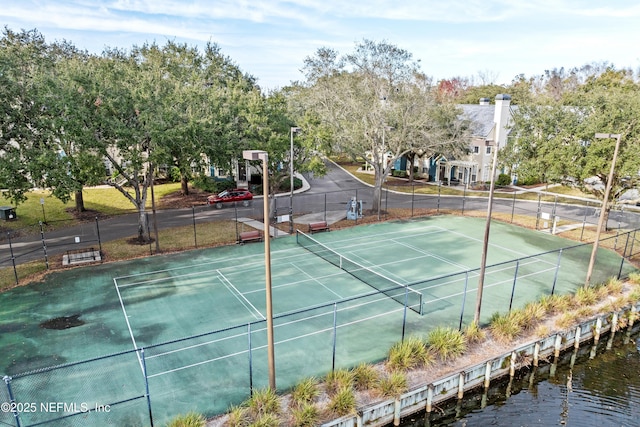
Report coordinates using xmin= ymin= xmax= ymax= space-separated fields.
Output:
xmin=158 ymin=187 xmax=209 ymax=209
xmin=66 ymin=208 xmax=111 ymax=222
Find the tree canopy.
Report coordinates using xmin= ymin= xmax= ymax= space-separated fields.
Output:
xmin=294 ymin=40 xmax=471 ymax=213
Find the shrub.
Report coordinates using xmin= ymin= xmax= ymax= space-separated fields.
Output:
xmin=555 ymin=311 xmax=579 ymax=329
xmin=351 ymin=363 xmax=379 ymax=391
xmin=193 ymin=175 xmax=218 ymax=193
xmin=426 ymin=327 xmax=466 ymax=361
xmin=464 ymin=321 xmax=486 ymax=344
xmin=627 ymin=272 xmax=640 ymax=285
xmin=604 ymin=277 xmax=624 ymax=295
xmin=376 ymin=371 xmax=408 ymax=397
xmin=247 ymin=388 xmax=280 ymax=418
xmin=575 ymin=286 xmax=598 ymax=306
xmin=521 ymin=302 xmax=547 ymax=328
xmin=328 ymin=386 xmax=356 ymax=416
xmin=290 ymin=403 xmax=320 ymax=427
xmin=490 ymin=312 xmax=521 ymax=343
xmin=225 ymin=406 xmax=249 ymax=427
xmin=166 ymin=412 xmax=206 ymax=427
xmin=290 ymin=377 xmax=319 ymax=407
xmin=629 ymin=286 xmax=640 ymax=304
xmin=496 ymin=173 xmax=511 ymax=186
xmin=249 ymin=413 xmax=280 ymax=427
xmin=325 ymin=369 xmax=353 ymax=395
xmin=539 ymin=293 xmax=572 ymax=314
xmin=387 ymin=337 xmax=427 ymax=370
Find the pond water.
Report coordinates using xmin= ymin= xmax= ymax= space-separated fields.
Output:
xmin=400 ymin=329 xmax=640 ymax=427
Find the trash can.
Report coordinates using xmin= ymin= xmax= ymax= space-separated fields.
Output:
xmin=0 ymin=206 xmax=17 ymax=220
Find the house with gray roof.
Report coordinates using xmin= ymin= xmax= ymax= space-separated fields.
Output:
xmin=407 ymin=94 xmax=516 ymax=185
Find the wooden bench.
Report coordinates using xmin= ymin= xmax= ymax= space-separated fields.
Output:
xmin=308 ymin=221 xmax=330 ymax=234
xmin=239 ymin=230 xmax=263 ymax=244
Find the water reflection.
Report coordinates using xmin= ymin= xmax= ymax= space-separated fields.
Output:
xmin=400 ymin=330 xmax=640 ymax=427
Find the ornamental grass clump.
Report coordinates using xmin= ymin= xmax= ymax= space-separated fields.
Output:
xmin=575 ymin=285 xmax=598 ymax=306
xmin=376 ymin=371 xmax=408 ymax=398
xmin=166 ymin=412 xmax=206 ymax=427
xmin=387 ymin=336 xmax=428 ymax=370
xmin=489 ymin=312 xmax=522 ymax=343
xmin=247 ymin=387 xmax=280 ymax=419
xmin=351 ymin=363 xmax=380 ymax=391
xmin=426 ymin=326 xmax=466 ymax=362
xmin=539 ymin=293 xmax=573 ymax=314
xmin=290 ymin=377 xmax=319 ymax=407
xmin=290 ymin=403 xmax=320 ymax=427
xmin=604 ymin=277 xmax=624 ymax=296
xmin=325 ymin=369 xmax=353 ymax=395
xmin=628 ymin=272 xmax=640 ymax=285
xmin=328 ymin=386 xmax=356 ymax=416
xmin=463 ymin=321 xmax=486 ymax=344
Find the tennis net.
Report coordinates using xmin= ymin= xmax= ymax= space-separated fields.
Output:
xmin=296 ymin=231 xmax=423 ymax=315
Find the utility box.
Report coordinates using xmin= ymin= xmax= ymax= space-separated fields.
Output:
xmin=0 ymin=206 xmax=16 ymax=220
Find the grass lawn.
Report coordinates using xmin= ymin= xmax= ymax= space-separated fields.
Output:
xmin=0 ymin=183 xmax=184 ymax=230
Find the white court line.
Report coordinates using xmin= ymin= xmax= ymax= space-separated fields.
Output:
xmin=217 ymin=270 xmax=265 ymax=321
xmin=113 ymin=278 xmax=144 ymax=374
xmin=147 ymin=301 xmax=406 ymax=379
xmin=291 ymin=263 xmax=344 ymax=299
xmin=326 ymin=227 xmax=448 ymax=253
xmin=423 ymin=266 xmax=558 ymax=307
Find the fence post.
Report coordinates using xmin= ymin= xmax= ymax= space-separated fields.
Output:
xmin=437 ymin=182 xmax=441 ymax=213
xmin=385 ymin=186 xmax=388 ymax=219
xmin=402 ymin=286 xmax=408 ymax=341
xmin=458 ymin=271 xmax=469 ymax=331
xmin=535 ymin=194 xmax=542 ymax=230
xmin=39 ymin=221 xmax=49 ymax=270
xmin=193 ymin=206 xmax=198 ymax=248
xmin=140 ymin=349 xmax=154 ymax=427
xmin=7 ymin=232 xmax=18 ymax=285
xmin=248 ymin=323 xmax=253 ymax=396
xmin=511 ymin=192 xmax=516 ymax=223
xmin=629 ymin=229 xmax=637 ymax=259
xmin=550 ymin=195 xmax=558 ymax=235
xmin=95 ymin=217 xmax=103 ymax=255
xmin=146 ymin=213 xmax=152 ymax=255
xmin=331 ymin=303 xmax=338 ymax=372
xmin=509 ymin=260 xmax=520 ymax=312
xmin=580 ymin=201 xmax=589 ymax=241
xmin=551 ymin=249 xmax=563 ymax=295
xmin=3 ymin=375 xmax=21 ymax=427
xmin=324 ymin=193 xmax=327 ymax=223
xmin=411 ymin=184 xmax=415 ymax=217
xmin=461 ymin=186 xmax=466 ymax=215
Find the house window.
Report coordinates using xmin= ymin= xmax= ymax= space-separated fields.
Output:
xmin=486 ymin=146 xmax=491 ymax=155
xmin=473 ymin=146 xmax=479 ymax=154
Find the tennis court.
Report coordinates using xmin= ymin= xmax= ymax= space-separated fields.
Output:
xmin=1 ymin=215 xmax=636 ymax=426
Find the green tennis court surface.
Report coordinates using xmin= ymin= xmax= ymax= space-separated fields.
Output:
xmin=0 ymin=215 xmax=636 ymax=426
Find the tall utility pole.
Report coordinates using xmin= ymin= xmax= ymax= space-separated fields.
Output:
xmin=585 ymin=133 xmax=622 ymax=286
xmin=289 ymin=127 xmax=301 ymax=234
xmin=474 ymin=141 xmax=499 ymax=325
xmin=243 ymin=150 xmax=276 ymax=390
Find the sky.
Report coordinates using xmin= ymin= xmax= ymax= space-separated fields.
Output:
xmin=2 ymin=0 xmax=639 ymax=91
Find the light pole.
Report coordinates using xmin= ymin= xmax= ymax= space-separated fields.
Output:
xmin=290 ymin=127 xmax=301 ymax=234
xmin=474 ymin=140 xmax=500 ymax=325
xmin=585 ymin=133 xmax=622 ymax=287
xmin=243 ymin=149 xmax=276 ymax=390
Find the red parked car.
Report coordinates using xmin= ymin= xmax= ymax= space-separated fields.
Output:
xmin=207 ymin=189 xmax=253 ymax=208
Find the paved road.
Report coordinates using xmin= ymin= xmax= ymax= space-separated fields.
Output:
xmin=2 ymin=160 xmax=639 ymax=267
